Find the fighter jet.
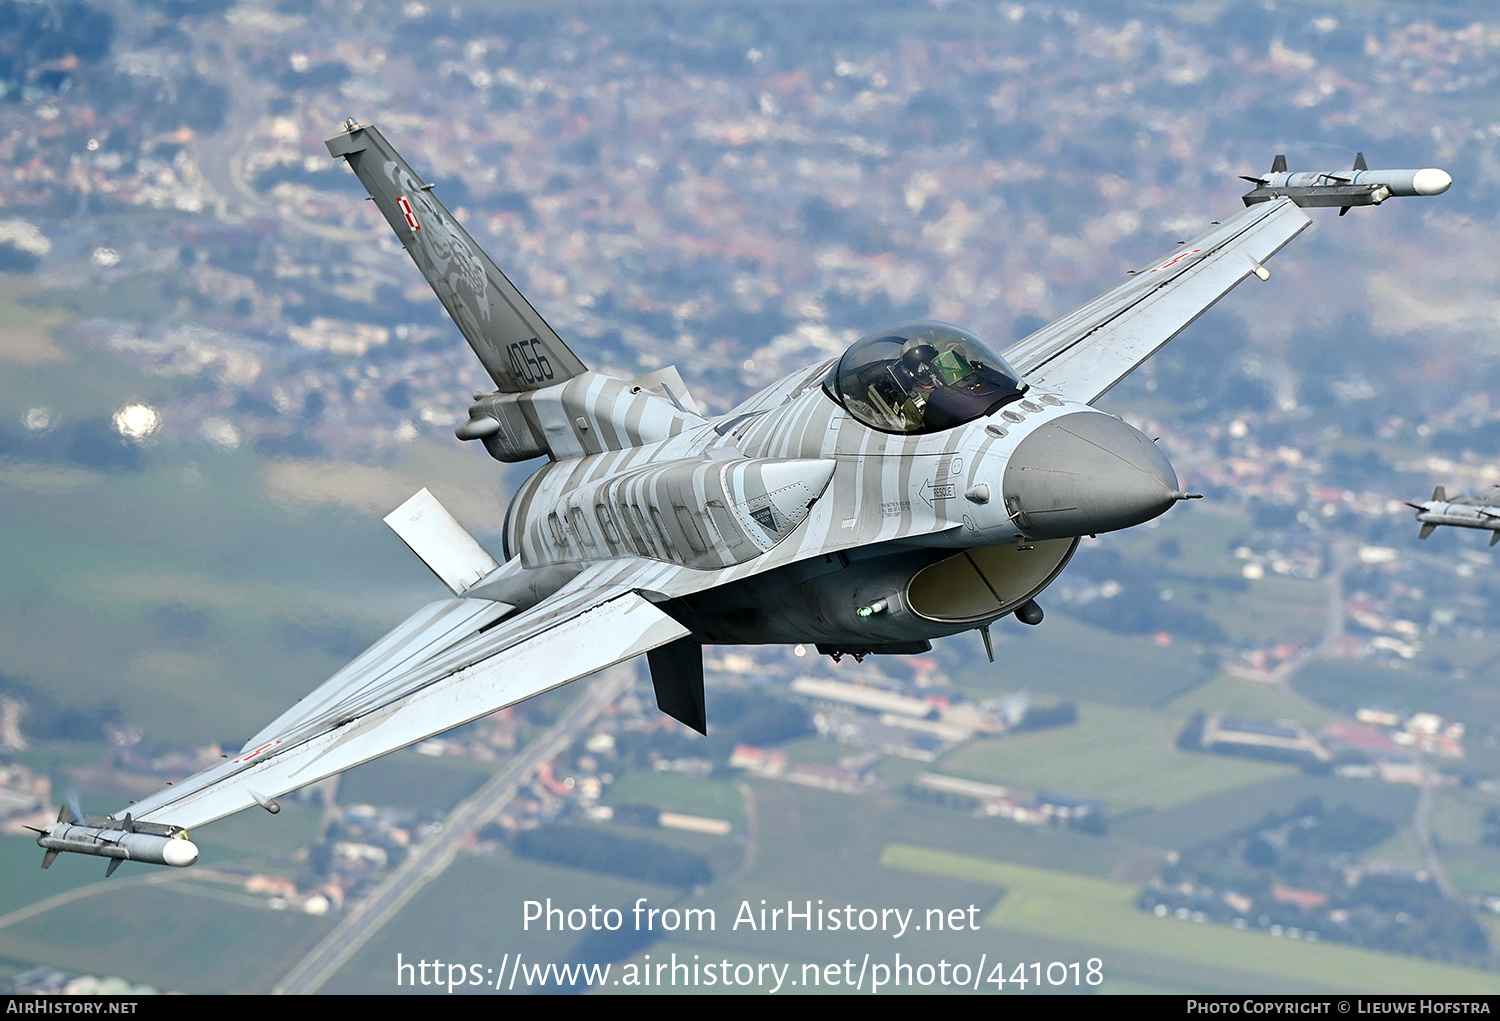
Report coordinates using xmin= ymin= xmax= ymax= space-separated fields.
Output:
xmin=35 ymin=132 xmax=1450 ymax=870
xmin=1409 ymin=486 xmax=1500 ymax=546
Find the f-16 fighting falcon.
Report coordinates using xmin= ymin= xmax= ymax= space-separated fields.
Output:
xmin=34 ymin=133 xmax=1450 ymax=870
xmin=1409 ymin=487 xmax=1500 ymax=546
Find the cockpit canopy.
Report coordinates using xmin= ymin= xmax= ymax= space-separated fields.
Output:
xmin=825 ymin=321 xmax=1028 ymax=434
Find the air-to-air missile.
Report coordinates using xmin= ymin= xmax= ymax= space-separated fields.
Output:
xmin=1242 ymin=153 xmax=1452 ymax=213
xmin=1409 ymin=487 xmax=1500 ymax=546
xmin=28 ymin=806 xmax=198 ymax=877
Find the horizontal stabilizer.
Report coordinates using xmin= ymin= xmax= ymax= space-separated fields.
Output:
xmin=628 ymin=366 xmax=702 ymax=416
xmin=647 ymin=637 xmax=707 ymax=734
xmin=385 ymin=488 xmax=500 ymax=595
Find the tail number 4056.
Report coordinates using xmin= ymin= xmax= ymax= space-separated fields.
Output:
xmin=508 ymin=338 xmax=555 ymax=384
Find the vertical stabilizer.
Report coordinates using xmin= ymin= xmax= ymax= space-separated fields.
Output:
xmin=327 ymin=121 xmax=587 ymax=393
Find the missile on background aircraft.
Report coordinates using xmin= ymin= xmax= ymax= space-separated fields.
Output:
xmin=1408 ymin=486 xmax=1500 ymax=547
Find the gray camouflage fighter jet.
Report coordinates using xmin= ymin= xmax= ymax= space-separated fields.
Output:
xmin=1409 ymin=486 xmax=1500 ymax=546
xmin=35 ymin=134 xmax=1450 ymax=870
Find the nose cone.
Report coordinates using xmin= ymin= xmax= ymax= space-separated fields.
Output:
xmin=1003 ymin=411 xmax=1182 ymax=540
xmin=163 ymin=838 xmax=200 ymax=868
xmin=1412 ymin=168 xmax=1452 ymax=196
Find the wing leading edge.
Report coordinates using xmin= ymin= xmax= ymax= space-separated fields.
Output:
xmin=124 ymin=568 xmax=689 ymax=832
xmin=1003 ymin=196 xmax=1311 ymax=405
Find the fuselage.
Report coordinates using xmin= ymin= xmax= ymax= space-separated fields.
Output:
xmin=493 ymin=356 xmax=1184 ymax=653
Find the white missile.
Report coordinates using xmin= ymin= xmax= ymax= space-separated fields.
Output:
xmin=33 ymin=812 xmax=198 ymax=872
xmin=1264 ymin=167 xmax=1452 ymax=197
xmin=1242 ymin=153 xmax=1451 ymax=210
xmin=1409 ymin=486 xmax=1500 ymax=546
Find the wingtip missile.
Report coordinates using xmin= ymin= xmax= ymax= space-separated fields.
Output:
xmin=35 ymin=812 xmax=198 ymax=871
xmin=1243 ymin=155 xmax=1451 ymax=208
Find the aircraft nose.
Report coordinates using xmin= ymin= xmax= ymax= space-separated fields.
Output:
xmin=1002 ymin=411 xmax=1188 ymax=540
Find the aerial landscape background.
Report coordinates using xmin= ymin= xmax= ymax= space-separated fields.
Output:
xmin=3 ymin=0 xmax=1500 ymax=994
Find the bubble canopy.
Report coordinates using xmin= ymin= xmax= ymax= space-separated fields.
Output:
xmin=824 ymin=321 xmax=1028 ymax=434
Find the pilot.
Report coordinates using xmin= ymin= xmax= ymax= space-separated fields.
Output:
xmin=894 ymin=342 xmax=941 ymax=398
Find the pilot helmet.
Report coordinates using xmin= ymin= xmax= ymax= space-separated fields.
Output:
xmin=901 ymin=343 xmax=939 ymax=375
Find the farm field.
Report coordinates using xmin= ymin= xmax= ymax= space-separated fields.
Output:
xmin=936 ymin=701 xmax=1296 ymax=813
xmin=884 ymin=845 xmax=1500 ymax=994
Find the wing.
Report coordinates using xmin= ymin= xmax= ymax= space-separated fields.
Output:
xmin=1002 ymin=196 xmax=1311 ymax=405
xmin=123 ymin=559 xmax=690 ymax=831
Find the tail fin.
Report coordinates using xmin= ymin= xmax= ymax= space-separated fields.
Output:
xmin=326 ymin=120 xmax=587 ymax=393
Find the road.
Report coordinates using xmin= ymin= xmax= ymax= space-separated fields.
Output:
xmin=188 ymin=29 xmax=371 ymax=245
xmin=1260 ymin=536 xmax=1352 ymax=692
xmin=1268 ymin=537 xmax=1459 ymax=914
xmin=272 ymin=661 xmax=638 ymax=995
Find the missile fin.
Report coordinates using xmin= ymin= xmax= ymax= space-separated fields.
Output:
xmin=1419 ymin=524 xmax=1436 ymax=539
xmin=1271 ymin=154 xmax=1288 ymax=173
xmin=1489 ymin=531 xmax=1499 ymax=548
xmin=1434 ymin=486 xmax=1447 ymax=502
xmin=1354 ymin=152 xmax=1368 ymax=171
xmin=105 ymin=859 xmax=122 ymax=878
xmin=40 ymin=849 xmax=58 ymax=870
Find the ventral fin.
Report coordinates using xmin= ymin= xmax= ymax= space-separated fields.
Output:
xmin=646 ymin=638 xmax=706 ymax=735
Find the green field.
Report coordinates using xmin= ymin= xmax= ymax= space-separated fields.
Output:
xmin=191 ymin=796 xmax=324 ymax=863
xmin=0 ymin=870 xmax=332 ymax=993
xmin=1206 ymin=574 xmax=1328 ymax=645
xmin=949 ymin=615 xmax=1216 ymax=709
xmin=884 ymin=844 xmax=1500 ymax=994
xmin=605 ymin=770 xmax=747 ymax=830
xmin=1113 ymin=772 xmax=1418 ymax=851
xmin=1112 ymin=501 xmax=1250 ymax=580
xmin=337 ymin=747 xmax=499 ymax=814
xmin=1294 ymin=658 xmax=1478 ymax=723
xmin=937 ymin=701 xmax=1296 ymax=812
xmin=1168 ymin=675 xmax=1333 ymax=727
